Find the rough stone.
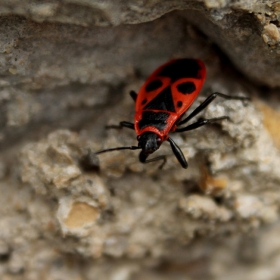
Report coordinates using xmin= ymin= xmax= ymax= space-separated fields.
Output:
xmin=1 ymin=0 xmax=280 ymax=279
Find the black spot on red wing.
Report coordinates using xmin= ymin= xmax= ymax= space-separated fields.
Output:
xmin=177 ymin=82 xmax=196 ymax=94
xmin=144 ymin=86 xmax=175 ymax=112
xmin=177 ymin=101 xmax=183 ymax=108
xmin=138 ymin=111 xmax=169 ymax=131
xmin=141 ymin=98 xmax=147 ymax=105
xmin=145 ymin=80 xmax=163 ymax=92
xmin=158 ymin=59 xmax=202 ymax=82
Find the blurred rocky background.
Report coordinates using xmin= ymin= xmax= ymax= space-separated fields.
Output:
xmin=1 ymin=0 xmax=280 ymax=279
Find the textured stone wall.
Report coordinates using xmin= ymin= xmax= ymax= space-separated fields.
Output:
xmin=1 ymin=1 xmax=280 ymax=279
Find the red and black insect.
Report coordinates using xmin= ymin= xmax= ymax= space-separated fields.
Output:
xmin=96 ymin=58 xmax=249 ymax=169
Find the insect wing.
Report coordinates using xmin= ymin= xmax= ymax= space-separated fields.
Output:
xmin=136 ymin=59 xmax=206 ymax=117
xmin=171 ymin=76 xmax=205 ymax=117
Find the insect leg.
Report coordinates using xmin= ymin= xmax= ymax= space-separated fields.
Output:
xmin=139 ymin=151 xmax=166 ymax=169
xmin=178 ymin=92 xmax=250 ymax=126
xmin=130 ymin=90 xmax=137 ymax=102
xmin=176 ymin=116 xmax=229 ymax=132
xmin=167 ymin=137 xmax=188 ymax=169
xmin=120 ymin=121 xmax=135 ymax=129
xmin=106 ymin=121 xmax=135 ymax=130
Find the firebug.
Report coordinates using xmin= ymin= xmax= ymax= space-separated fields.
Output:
xmin=96 ymin=59 xmax=249 ymax=169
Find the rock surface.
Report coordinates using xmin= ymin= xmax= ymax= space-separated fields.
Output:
xmin=1 ymin=0 xmax=280 ymax=279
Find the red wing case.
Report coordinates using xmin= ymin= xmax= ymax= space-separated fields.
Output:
xmin=135 ymin=59 xmax=206 ymax=139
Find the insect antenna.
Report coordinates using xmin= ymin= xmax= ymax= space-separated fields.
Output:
xmin=96 ymin=146 xmax=141 ymax=155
